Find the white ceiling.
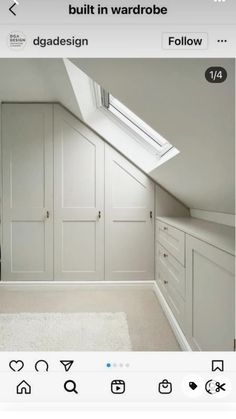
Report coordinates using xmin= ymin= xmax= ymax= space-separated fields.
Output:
xmin=0 ymin=58 xmax=234 ymax=214
xmin=72 ymin=58 xmax=235 ymax=214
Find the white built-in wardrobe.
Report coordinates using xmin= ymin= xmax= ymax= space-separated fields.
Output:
xmin=1 ymin=104 xmax=155 ymax=282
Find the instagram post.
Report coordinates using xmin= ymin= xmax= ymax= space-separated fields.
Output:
xmin=0 ymin=0 xmax=235 ymax=415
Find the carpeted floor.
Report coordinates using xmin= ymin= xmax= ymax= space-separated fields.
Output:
xmin=0 ymin=287 xmax=181 ymax=351
xmin=0 ymin=312 xmax=132 ymax=351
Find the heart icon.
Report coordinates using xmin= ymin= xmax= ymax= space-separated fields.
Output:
xmin=9 ymin=360 xmax=24 ymax=372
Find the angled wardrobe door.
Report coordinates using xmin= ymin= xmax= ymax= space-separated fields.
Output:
xmin=54 ymin=105 xmax=104 ymax=280
xmin=105 ymin=145 xmax=155 ymax=281
xmin=2 ymin=104 xmax=54 ymax=281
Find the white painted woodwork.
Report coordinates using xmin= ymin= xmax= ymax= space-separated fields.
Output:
xmin=157 ymin=243 xmax=185 ymax=299
xmin=1 ymin=103 xmax=155 ymax=282
xmin=155 ymin=216 xmax=235 ymax=350
xmin=186 ymin=235 xmax=235 ymax=351
xmin=165 ymin=280 xmax=185 ymax=329
xmin=156 ymin=221 xmax=185 ymax=265
xmin=2 ymin=104 xmax=53 ymax=281
xmin=156 ymin=216 xmax=235 ymax=256
xmin=105 ymin=145 xmax=155 ymax=281
xmin=54 ymin=105 xmax=104 ymax=281
xmin=156 ymin=266 xmax=168 ymax=300
xmin=156 ymin=242 xmax=185 ymax=329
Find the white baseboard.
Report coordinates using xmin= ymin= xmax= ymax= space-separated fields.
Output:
xmin=152 ymin=281 xmax=192 ymax=352
xmin=0 ymin=280 xmax=154 ymax=291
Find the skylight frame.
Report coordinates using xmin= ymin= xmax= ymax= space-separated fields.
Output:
xmin=101 ymin=88 xmax=173 ymax=157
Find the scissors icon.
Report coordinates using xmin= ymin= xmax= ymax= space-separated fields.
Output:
xmin=215 ymin=382 xmax=226 ymax=392
xmin=205 ymin=379 xmax=226 ymax=394
xmin=64 ymin=380 xmax=78 ymax=394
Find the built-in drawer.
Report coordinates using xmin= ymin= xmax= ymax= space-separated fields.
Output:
xmin=156 ymin=260 xmax=185 ymax=330
xmin=156 ymin=266 xmax=168 ymax=300
xmin=156 ymin=221 xmax=185 ymax=266
xmin=166 ymin=281 xmax=185 ymax=329
xmin=157 ymin=244 xmax=186 ymax=299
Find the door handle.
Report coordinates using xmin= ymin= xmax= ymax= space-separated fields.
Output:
xmin=98 ymin=211 xmax=101 ymax=219
xmin=46 ymin=211 xmax=50 ymax=219
xmin=150 ymin=211 xmax=153 ymax=219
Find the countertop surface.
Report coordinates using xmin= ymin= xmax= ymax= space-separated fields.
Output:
xmin=156 ymin=216 xmax=235 ymax=256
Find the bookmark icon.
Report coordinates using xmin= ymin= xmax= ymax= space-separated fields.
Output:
xmin=60 ymin=360 xmax=74 ymax=372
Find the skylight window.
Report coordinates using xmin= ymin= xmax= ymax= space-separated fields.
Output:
xmin=100 ymin=88 xmax=174 ymax=157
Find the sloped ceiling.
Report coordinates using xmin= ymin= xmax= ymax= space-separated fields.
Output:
xmin=0 ymin=58 xmax=235 ymax=214
xmin=71 ymin=58 xmax=235 ymax=214
xmin=0 ymin=59 xmax=82 ymax=117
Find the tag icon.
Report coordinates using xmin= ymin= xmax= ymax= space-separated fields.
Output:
xmin=158 ymin=379 xmax=172 ymax=394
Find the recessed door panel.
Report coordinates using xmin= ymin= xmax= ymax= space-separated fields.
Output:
xmin=11 ymin=221 xmax=45 ymax=272
xmin=2 ymin=104 xmax=53 ymax=281
xmin=111 ymin=222 xmax=148 ymax=273
xmin=62 ymin=221 xmax=96 ymax=272
xmin=10 ymin=112 xmax=45 ymax=208
xmin=62 ymin=124 xmax=96 ymax=209
xmin=112 ymin=162 xmax=147 ymax=208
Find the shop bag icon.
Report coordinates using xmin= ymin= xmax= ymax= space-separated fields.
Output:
xmin=158 ymin=379 xmax=172 ymax=394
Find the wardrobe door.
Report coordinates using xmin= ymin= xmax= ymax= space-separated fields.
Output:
xmin=186 ymin=236 xmax=235 ymax=351
xmin=105 ymin=145 xmax=155 ymax=281
xmin=54 ymin=105 xmax=104 ymax=281
xmin=2 ymin=104 xmax=54 ymax=281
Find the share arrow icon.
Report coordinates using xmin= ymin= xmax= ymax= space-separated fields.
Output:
xmin=60 ymin=360 xmax=74 ymax=372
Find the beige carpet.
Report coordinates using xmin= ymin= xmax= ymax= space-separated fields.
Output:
xmin=0 ymin=312 xmax=132 ymax=351
xmin=0 ymin=287 xmax=180 ymax=351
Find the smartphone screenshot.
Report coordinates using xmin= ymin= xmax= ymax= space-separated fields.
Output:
xmin=0 ymin=0 xmax=235 ymax=415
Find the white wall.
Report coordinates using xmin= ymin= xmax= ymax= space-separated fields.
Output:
xmin=156 ymin=185 xmax=190 ymax=218
xmin=190 ymin=209 xmax=235 ymax=227
xmin=0 ymin=59 xmax=82 ymax=118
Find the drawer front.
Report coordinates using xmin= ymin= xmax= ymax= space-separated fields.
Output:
xmin=166 ymin=281 xmax=185 ymax=329
xmin=157 ymin=244 xmax=186 ymax=299
xmin=156 ymin=221 xmax=185 ymax=265
xmin=156 ymin=266 xmax=168 ymax=300
xmin=156 ymin=260 xmax=185 ymax=330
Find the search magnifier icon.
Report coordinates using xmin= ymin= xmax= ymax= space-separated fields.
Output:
xmin=64 ymin=380 xmax=78 ymax=394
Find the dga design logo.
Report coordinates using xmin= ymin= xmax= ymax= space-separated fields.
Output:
xmin=8 ymin=31 xmax=27 ymax=50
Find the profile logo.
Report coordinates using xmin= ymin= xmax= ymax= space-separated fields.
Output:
xmin=8 ymin=31 xmax=27 ymax=50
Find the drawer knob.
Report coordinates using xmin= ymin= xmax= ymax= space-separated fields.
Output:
xmin=163 ymin=253 xmax=168 ymax=258
xmin=163 ymin=226 xmax=168 ymax=231
xmin=164 ymin=280 xmax=168 ymax=284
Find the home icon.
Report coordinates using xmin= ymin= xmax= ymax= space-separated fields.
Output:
xmin=16 ymin=380 xmax=31 ymax=395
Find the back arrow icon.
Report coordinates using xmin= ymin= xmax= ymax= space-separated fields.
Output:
xmin=9 ymin=2 xmax=17 ymax=16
